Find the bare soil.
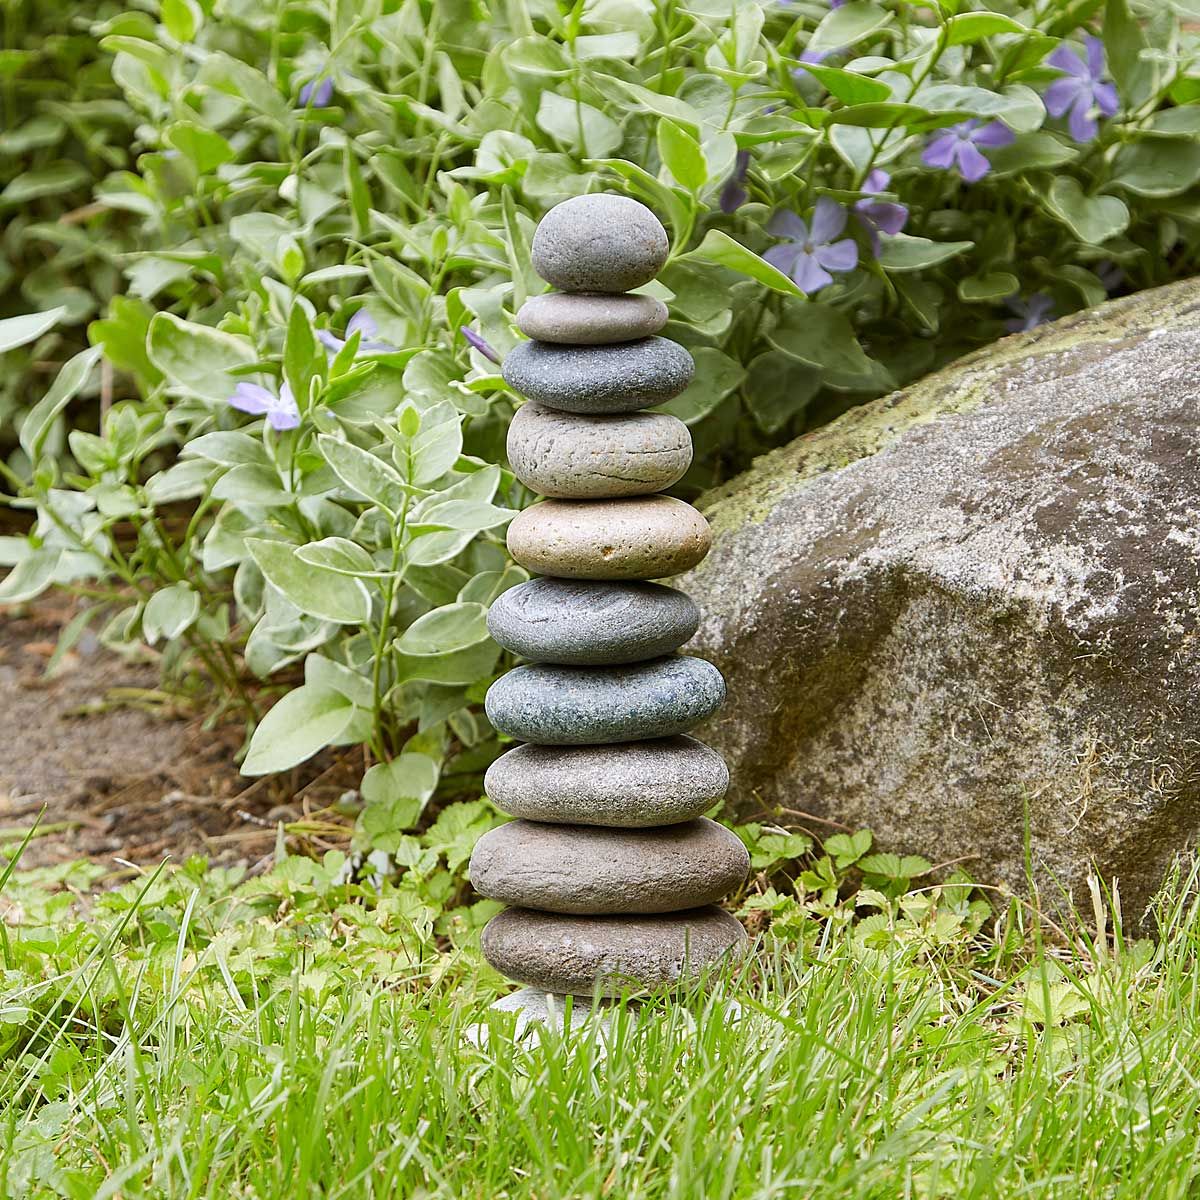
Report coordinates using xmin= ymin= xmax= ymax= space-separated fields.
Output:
xmin=0 ymin=597 xmax=360 ymax=877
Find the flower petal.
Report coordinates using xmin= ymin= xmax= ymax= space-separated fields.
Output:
xmin=1067 ymin=100 xmax=1098 ymax=143
xmin=955 ymin=141 xmax=991 ymax=183
xmin=1044 ymin=77 xmax=1083 ymax=118
xmin=790 ymin=251 xmax=834 ymax=294
xmin=763 ymin=242 xmax=803 ymax=276
xmin=229 ymin=382 xmax=273 ymax=415
xmin=719 ymin=179 xmax=748 ymax=214
xmin=862 ymin=168 xmax=890 ymax=194
xmin=972 ymin=121 xmax=1014 ymax=149
xmin=1047 ymin=44 xmax=1088 ymax=78
xmin=347 ymin=310 xmax=379 ymax=337
xmin=922 ymin=133 xmax=958 ymax=170
xmin=809 ymin=196 xmax=847 ymax=245
xmin=1094 ymin=80 xmax=1119 ymax=117
xmin=814 ymin=237 xmax=858 ymax=274
xmin=317 ymin=330 xmax=345 ymax=353
xmin=268 ymin=408 xmax=301 ymax=431
xmin=766 ymin=209 xmax=808 ymax=241
xmin=1084 ymin=35 xmax=1106 ymax=81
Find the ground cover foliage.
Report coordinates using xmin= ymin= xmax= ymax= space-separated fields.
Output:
xmin=2 ymin=0 xmax=1200 ymax=833
xmin=3 ymin=824 xmax=1200 ymax=1198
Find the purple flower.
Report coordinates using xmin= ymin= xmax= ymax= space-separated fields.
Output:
xmin=1004 ymin=293 xmax=1055 ymax=333
xmin=854 ymin=169 xmax=908 ymax=255
xmin=1096 ymin=260 xmax=1125 ymax=293
xmin=317 ymin=310 xmax=393 ymax=355
xmin=763 ymin=198 xmax=858 ymax=294
xmin=1045 ymin=37 xmax=1118 ymax=143
xmin=921 ymin=119 xmax=1014 ymax=183
xmin=298 ymin=76 xmax=334 ymax=108
xmin=461 ymin=326 xmax=500 ymax=364
xmin=719 ymin=149 xmax=751 ymax=214
xmin=229 ymin=381 xmax=300 ymax=431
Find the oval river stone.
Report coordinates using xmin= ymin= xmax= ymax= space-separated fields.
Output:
xmin=470 ymin=818 xmax=749 ymax=915
xmin=502 ymin=338 xmax=694 ymax=415
xmin=517 ymin=292 xmax=669 ymax=345
xmin=481 ymin=905 xmax=748 ymax=996
xmin=484 ymin=655 xmax=725 ymax=745
xmin=485 ymin=736 xmax=729 ymax=827
xmin=507 ymin=403 xmax=692 ymax=499
xmin=507 ymin=496 xmax=711 ymax=580
xmin=487 ymin=578 xmax=699 ymax=666
xmin=531 ymin=195 xmax=669 ymax=293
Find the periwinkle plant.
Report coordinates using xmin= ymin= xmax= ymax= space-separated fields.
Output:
xmin=1 ymin=0 xmax=1197 ymax=854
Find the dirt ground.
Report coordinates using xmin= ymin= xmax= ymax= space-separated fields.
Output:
xmin=0 ymin=597 xmax=361 ymax=877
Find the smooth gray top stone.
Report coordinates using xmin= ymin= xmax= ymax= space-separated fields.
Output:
xmin=487 ymin=578 xmax=699 ymax=666
xmin=485 ymin=656 xmax=725 ymax=745
xmin=517 ymin=292 xmax=669 ymax=344
xmin=486 ymin=736 xmax=728 ymax=827
xmin=531 ymin=195 xmax=669 ymax=293
xmin=481 ymin=905 xmax=748 ymax=996
xmin=507 ymin=402 xmax=692 ymax=499
xmin=470 ymin=817 xmax=749 ymax=914
xmin=502 ymin=338 xmax=694 ymax=415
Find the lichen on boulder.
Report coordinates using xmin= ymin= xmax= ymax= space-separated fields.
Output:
xmin=684 ymin=279 xmax=1200 ymax=918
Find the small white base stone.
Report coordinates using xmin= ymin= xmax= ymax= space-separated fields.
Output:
xmin=464 ymin=988 xmax=620 ymax=1048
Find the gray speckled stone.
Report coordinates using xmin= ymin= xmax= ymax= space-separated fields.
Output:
xmin=507 ymin=403 xmax=692 ymax=499
xmin=507 ymin=496 xmax=711 ymax=580
xmin=481 ymin=906 xmax=748 ymax=996
xmin=517 ymin=292 xmax=669 ymax=344
xmin=502 ymin=338 xmax=694 ymax=415
xmin=485 ymin=736 xmax=729 ymax=827
xmin=484 ymin=656 xmax=725 ymax=744
xmin=531 ymin=195 xmax=669 ymax=293
xmin=470 ymin=818 xmax=748 ymax=914
xmin=487 ymin=578 xmax=699 ymax=666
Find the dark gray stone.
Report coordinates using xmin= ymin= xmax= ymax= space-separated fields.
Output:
xmin=531 ymin=195 xmax=669 ymax=293
xmin=682 ymin=278 xmax=1200 ymax=921
xmin=507 ymin=496 xmax=711 ymax=580
xmin=485 ymin=736 xmax=729 ymax=827
xmin=507 ymin=402 xmax=692 ymax=499
xmin=502 ymin=338 xmax=694 ymax=415
xmin=487 ymin=578 xmax=699 ymax=665
xmin=485 ymin=656 xmax=725 ymax=745
xmin=517 ymin=292 xmax=669 ymax=344
xmin=470 ymin=818 xmax=748 ymax=914
xmin=481 ymin=905 xmax=748 ymax=996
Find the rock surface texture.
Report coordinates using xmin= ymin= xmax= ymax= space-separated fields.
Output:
xmin=682 ymin=279 xmax=1200 ymax=919
xmin=474 ymin=195 xmax=747 ymax=1000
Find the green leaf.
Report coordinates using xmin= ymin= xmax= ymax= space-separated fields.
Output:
xmin=536 ymin=92 xmax=622 ymax=157
xmin=944 ymin=12 xmax=1027 ymax=44
xmin=659 ymin=348 xmax=745 ymax=425
xmin=799 ymin=65 xmax=890 ymax=105
xmin=768 ymin=306 xmax=891 ymax=392
xmin=809 ymin=2 xmax=891 ymax=52
xmin=284 ymin=303 xmax=320 ymax=408
xmin=241 ymin=685 xmax=357 ymax=775
xmin=164 ymin=121 xmax=235 ymax=173
xmin=0 ymin=549 xmax=62 ymax=605
xmin=296 ymin=537 xmax=384 ymax=578
xmin=142 ymin=583 xmax=200 ymax=644
xmin=876 ymin=234 xmax=973 ymax=271
xmin=19 ymin=346 xmax=101 ymax=462
xmin=211 ymin=464 xmax=290 ymax=507
xmin=396 ymin=602 xmax=489 ymax=655
xmin=657 ymin=119 xmax=707 ymax=192
xmin=1044 ymin=178 xmax=1129 ymax=244
xmin=147 ymin=313 xmax=256 ymax=403
xmin=317 ymin=435 xmax=405 ymax=513
xmin=0 ymin=307 xmax=67 ymax=355
xmin=0 ymin=162 xmax=89 ymax=205
xmin=1112 ymin=140 xmax=1200 ymax=198
xmin=247 ymin=538 xmax=371 ymax=625
xmin=958 ymin=272 xmax=1020 ymax=302
xmin=1104 ymin=0 xmax=1151 ymax=108
xmin=161 ymin=0 xmax=199 ymax=41
xmin=361 ymin=753 xmax=440 ymax=808
xmin=985 ymin=131 xmax=1076 ymax=176
xmin=182 ymin=431 xmax=270 ymax=467
xmin=683 ymin=230 xmax=804 ymax=297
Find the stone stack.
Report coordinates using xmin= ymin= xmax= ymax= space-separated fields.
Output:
xmin=470 ymin=194 xmax=748 ymax=1002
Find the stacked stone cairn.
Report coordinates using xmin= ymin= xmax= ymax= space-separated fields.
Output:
xmin=469 ymin=194 xmax=749 ymax=1004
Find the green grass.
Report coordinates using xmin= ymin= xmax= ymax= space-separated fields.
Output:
xmin=4 ymin=843 xmax=1200 ymax=1199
